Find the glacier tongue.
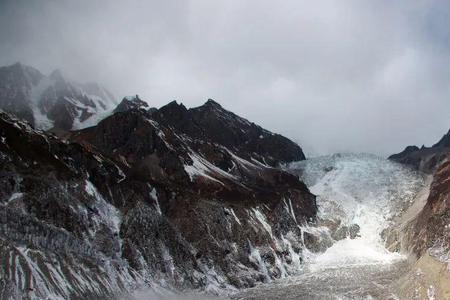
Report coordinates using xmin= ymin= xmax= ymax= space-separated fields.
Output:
xmin=235 ymin=153 xmax=427 ymax=299
xmin=291 ymin=153 xmax=425 ymax=269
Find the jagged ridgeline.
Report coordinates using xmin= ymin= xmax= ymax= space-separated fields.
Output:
xmin=0 ymin=64 xmax=316 ymax=299
xmin=0 ymin=63 xmax=117 ymax=131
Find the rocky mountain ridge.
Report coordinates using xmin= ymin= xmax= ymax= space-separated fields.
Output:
xmin=0 ymin=87 xmax=317 ymax=299
xmin=0 ymin=63 xmax=117 ymax=131
xmin=389 ymin=129 xmax=450 ymax=173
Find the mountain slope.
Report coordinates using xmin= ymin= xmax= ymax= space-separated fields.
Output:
xmin=389 ymin=125 xmax=450 ymax=297
xmin=389 ymin=128 xmax=450 ymax=173
xmin=155 ymin=99 xmax=305 ymax=167
xmin=0 ymin=98 xmax=316 ymax=299
xmin=0 ymin=63 xmax=117 ymax=131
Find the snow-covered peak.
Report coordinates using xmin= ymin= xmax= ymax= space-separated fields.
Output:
xmin=113 ymin=95 xmax=149 ymax=113
xmin=0 ymin=63 xmax=117 ymax=131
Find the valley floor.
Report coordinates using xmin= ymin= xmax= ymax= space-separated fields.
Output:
xmin=232 ymin=262 xmax=408 ymax=300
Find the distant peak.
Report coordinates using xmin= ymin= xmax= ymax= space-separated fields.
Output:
xmin=204 ymin=99 xmax=222 ymax=108
xmin=7 ymin=62 xmax=40 ymax=73
xmin=8 ymin=62 xmax=25 ymax=73
xmin=159 ymin=100 xmax=188 ymax=116
xmin=124 ymin=95 xmax=142 ymax=102
xmin=12 ymin=62 xmax=23 ymax=68
xmin=404 ymin=145 xmax=420 ymax=152
xmin=84 ymin=81 xmax=100 ymax=89
xmin=163 ymin=100 xmax=186 ymax=110
xmin=114 ymin=95 xmax=149 ymax=113
xmin=5 ymin=62 xmax=44 ymax=83
xmin=49 ymin=69 xmax=64 ymax=81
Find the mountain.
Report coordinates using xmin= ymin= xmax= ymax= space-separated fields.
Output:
xmin=154 ymin=99 xmax=305 ymax=166
xmin=113 ymin=95 xmax=149 ymax=113
xmin=431 ymin=128 xmax=450 ymax=149
xmin=0 ymin=97 xmax=316 ymax=299
xmin=0 ymin=63 xmax=117 ymax=131
xmin=389 ymin=131 xmax=450 ymax=173
xmin=389 ymin=126 xmax=450 ymax=295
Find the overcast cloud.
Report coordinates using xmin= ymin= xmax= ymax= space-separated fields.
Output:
xmin=1 ymin=0 xmax=450 ymax=156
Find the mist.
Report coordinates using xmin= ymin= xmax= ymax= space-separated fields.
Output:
xmin=2 ymin=0 xmax=450 ymax=156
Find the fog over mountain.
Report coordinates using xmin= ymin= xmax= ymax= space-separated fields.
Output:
xmin=2 ymin=0 xmax=450 ymax=155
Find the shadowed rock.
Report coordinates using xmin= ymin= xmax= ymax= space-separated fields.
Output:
xmin=0 ymin=95 xmax=315 ymax=298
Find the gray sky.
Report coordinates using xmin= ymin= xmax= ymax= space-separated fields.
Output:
xmin=1 ymin=0 xmax=450 ymax=156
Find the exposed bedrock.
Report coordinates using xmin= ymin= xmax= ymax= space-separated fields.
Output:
xmin=0 ymin=96 xmax=316 ymax=299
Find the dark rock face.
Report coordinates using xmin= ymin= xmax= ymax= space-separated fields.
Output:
xmin=155 ymin=99 xmax=305 ymax=167
xmin=432 ymin=129 xmax=450 ymax=148
xmin=0 ymin=63 xmax=39 ymax=125
xmin=0 ymin=63 xmax=116 ymax=131
xmin=407 ymin=161 xmax=450 ymax=256
xmin=0 ymin=97 xmax=315 ymax=299
xmin=390 ymin=126 xmax=450 ymax=261
xmin=0 ymin=113 xmax=132 ymax=299
xmin=114 ymin=95 xmax=149 ymax=113
xmin=389 ymin=140 xmax=450 ymax=173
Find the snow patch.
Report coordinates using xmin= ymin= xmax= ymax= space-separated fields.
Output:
xmin=228 ymin=208 xmax=241 ymax=225
xmin=427 ymin=285 xmax=436 ymax=300
xmin=283 ymin=198 xmax=297 ymax=223
xmin=148 ymin=184 xmax=162 ymax=215
xmin=85 ymin=180 xmax=121 ymax=235
xmin=184 ymin=151 xmax=236 ymax=184
xmin=28 ymin=77 xmax=54 ymax=130
xmin=116 ymin=164 xmax=126 ymax=183
xmin=248 ymin=242 xmax=271 ymax=283
xmin=5 ymin=192 xmax=23 ymax=204
xmin=251 ymin=208 xmax=272 ymax=238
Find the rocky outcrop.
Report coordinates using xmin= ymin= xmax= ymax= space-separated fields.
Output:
xmin=389 ymin=131 xmax=450 ymax=173
xmin=432 ymin=129 xmax=450 ymax=149
xmin=389 ymin=146 xmax=449 ymax=174
xmin=389 ymin=127 xmax=450 ymax=256
xmin=154 ymin=99 xmax=305 ymax=167
xmin=0 ymin=97 xmax=316 ymax=299
xmin=0 ymin=63 xmax=38 ymax=125
xmin=408 ymin=161 xmax=450 ymax=256
xmin=0 ymin=63 xmax=117 ymax=131
xmin=390 ymin=126 xmax=450 ymax=298
xmin=113 ymin=95 xmax=149 ymax=113
xmin=0 ymin=112 xmax=136 ymax=299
